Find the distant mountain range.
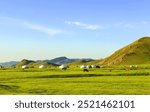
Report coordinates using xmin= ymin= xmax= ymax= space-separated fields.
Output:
xmin=0 ymin=57 xmax=94 ymax=67
xmin=0 ymin=61 xmax=18 ymax=67
xmin=42 ymin=56 xmax=80 ymax=65
xmin=16 ymin=59 xmax=58 ymax=68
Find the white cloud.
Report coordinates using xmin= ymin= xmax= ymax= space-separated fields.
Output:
xmin=0 ymin=16 xmax=63 ymax=36
xmin=65 ymin=21 xmax=101 ymax=30
xmin=112 ymin=21 xmax=150 ymax=29
xmin=22 ymin=22 xmax=62 ymax=36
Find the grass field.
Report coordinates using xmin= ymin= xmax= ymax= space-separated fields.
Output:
xmin=0 ymin=67 xmax=150 ymax=95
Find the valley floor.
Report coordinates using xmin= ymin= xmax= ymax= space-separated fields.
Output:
xmin=0 ymin=67 xmax=150 ymax=95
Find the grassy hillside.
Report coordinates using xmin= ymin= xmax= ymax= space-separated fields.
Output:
xmin=28 ymin=62 xmax=58 ymax=68
xmin=98 ymin=37 xmax=150 ymax=65
xmin=16 ymin=59 xmax=58 ymax=68
xmin=67 ymin=59 xmax=95 ymax=67
xmin=16 ymin=59 xmax=34 ymax=67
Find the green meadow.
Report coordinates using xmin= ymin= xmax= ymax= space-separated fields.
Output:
xmin=0 ymin=66 xmax=150 ymax=95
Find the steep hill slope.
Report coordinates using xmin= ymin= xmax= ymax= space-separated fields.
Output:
xmin=99 ymin=37 xmax=150 ymax=65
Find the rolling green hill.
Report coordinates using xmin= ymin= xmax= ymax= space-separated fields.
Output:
xmin=16 ymin=59 xmax=58 ymax=68
xmin=98 ymin=37 xmax=150 ymax=65
xmin=67 ymin=59 xmax=95 ymax=66
xmin=16 ymin=59 xmax=34 ymax=67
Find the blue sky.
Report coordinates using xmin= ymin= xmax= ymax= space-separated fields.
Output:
xmin=0 ymin=0 xmax=150 ymax=62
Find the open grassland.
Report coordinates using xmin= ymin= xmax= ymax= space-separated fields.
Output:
xmin=0 ymin=66 xmax=150 ymax=95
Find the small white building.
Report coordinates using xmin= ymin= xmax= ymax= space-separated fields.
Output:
xmin=86 ymin=65 xmax=91 ymax=68
xmin=80 ymin=65 xmax=86 ymax=69
xmin=59 ymin=64 xmax=68 ymax=70
xmin=100 ymin=66 xmax=104 ymax=68
xmin=22 ymin=65 xmax=28 ymax=69
xmin=91 ymin=65 xmax=96 ymax=68
xmin=39 ymin=65 xmax=47 ymax=69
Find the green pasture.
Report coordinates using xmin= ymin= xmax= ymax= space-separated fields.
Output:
xmin=0 ymin=66 xmax=150 ymax=95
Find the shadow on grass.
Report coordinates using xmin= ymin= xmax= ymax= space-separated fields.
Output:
xmin=33 ymin=74 xmax=104 ymax=78
xmin=0 ymin=84 xmax=20 ymax=92
xmin=31 ymin=72 xmax=150 ymax=79
xmin=28 ymin=88 xmax=48 ymax=95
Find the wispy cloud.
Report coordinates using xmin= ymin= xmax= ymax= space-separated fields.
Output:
xmin=112 ymin=21 xmax=150 ymax=29
xmin=0 ymin=16 xmax=63 ymax=36
xmin=65 ymin=21 xmax=101 ymax=30
xmin=22 ymin=22 xmax=63 ymax=36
